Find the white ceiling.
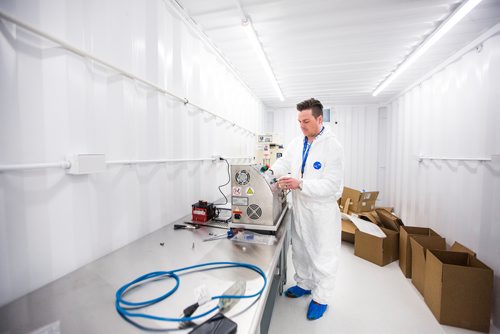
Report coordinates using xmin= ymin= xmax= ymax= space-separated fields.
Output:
xmin=175 ymin=0 xmax=500 ymax=109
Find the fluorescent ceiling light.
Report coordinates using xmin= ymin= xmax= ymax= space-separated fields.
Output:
xmin=242 ymin=18 xmax=284 ymax=101
xmin=372 ymin=0 xmax=483 ymax=97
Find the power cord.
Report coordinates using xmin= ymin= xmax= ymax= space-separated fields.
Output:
xmin=115 ymin=261 xmax=267 ymax=329
xmin=214 ymin=157 xmax=230 ymax=205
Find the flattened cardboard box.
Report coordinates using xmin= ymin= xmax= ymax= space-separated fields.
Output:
xmin=375 ymin=209 xmax=403 ymax=231
xmin=356 ymin=207 xmax=395 ymax=226
xmin=399 ymin=227 xmax=441 ymax=278
xmin=424 ymin=243 xmax=493 ymax=332
xmin=354 ymin=227 xmax=399 ymax=266
xmin=357 ymin=211 xmax=381 ymax=225
xmin=409 ymin=235 xmax=446 ymax=295
xmin=377 ymin=206 xmax=394 ymax=213
xmin=340 ymin=187 xmax=379 ymax=213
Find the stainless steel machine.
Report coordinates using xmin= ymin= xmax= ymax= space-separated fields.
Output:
xmin=229 ymin=164 xmax=287 ymax=232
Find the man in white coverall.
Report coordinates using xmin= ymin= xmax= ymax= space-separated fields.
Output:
xmin=270 ymin=98 xmax=343 ymax=320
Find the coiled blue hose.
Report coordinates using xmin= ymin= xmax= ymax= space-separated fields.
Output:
xmin=115 ymin=261 xmax=267 ymax=324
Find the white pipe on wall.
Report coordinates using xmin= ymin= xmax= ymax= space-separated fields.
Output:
xmin=106 ymin=158 xmax=216 ymax=165
xmin=417 ymin=156 xmax=492 ymax=162
xmin=0 ymin=157 xmax=254 ymax=172
xmin=0 ymin=161 xmax=71 ymax=172
xmin=0 ymin=10 xmax=256 ymax=136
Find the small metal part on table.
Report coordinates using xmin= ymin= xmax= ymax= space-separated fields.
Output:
xmin=202 ymin=229 xmax=235 ymax=242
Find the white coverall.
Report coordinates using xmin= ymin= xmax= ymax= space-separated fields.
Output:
xmin=271 ymin=125 xmax=344 ymax=304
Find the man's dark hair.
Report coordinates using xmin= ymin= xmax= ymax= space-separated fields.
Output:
xmin=297 ymin=98 xmax=323 ymax=119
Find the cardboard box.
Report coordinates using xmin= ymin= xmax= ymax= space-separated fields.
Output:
xmin=341 ymin=219 xmax=356 ymax=243
xmin=342 ymin=213 xmax=387 ymax=244
xmin=357 ymin=210 xmax=381 ymax=225
xmin=375 ymin=208 xmax=403 ymax=231
xmin=424 ymin=243 xmax=493 ymax=332
xmin=354 ymin=227 xmax=399 ymax=266
xmin=377 ymin=206 xmax=394 ymax=213
xmin=355 ymin=207 xmax=397 ymax=226
xmin=340 ymin=187 xmax=379 ymax=213
xmin=399 ymin=227 xmax=441 ymax=278
xmin=410 ymin=235 xmax=446 ymax=295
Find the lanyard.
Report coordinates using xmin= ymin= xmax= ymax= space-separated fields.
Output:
xmin=301 ymin=126 xmax=324 ymax=178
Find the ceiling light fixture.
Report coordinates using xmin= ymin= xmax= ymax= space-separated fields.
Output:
xmin=242 ymin=17 xmax=284 ymax=101
xmin=372 ymin=0 xmax=483 ymax=97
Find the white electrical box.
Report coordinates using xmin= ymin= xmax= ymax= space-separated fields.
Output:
xmin=256 ymin=133 xmax=283 ymax=166
xmin=66 ymin=154 xmax=106 ymax=175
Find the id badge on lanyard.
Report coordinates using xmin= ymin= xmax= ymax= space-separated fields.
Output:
xmin=301 ymin=140 xmax=311 ymax=178
xmin=300 ymin=126 xmax=324 ymax=178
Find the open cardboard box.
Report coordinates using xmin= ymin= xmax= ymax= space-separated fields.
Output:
xmin=354 ymin=226 xmax=399 ymax=266
xmin=424 ymin=243 xmax=494 ymax=332
xmin=353 ymin=210 xmax=403 ymax=267
xmin=342 ymin=207 xmax=400 ymax=244
xmin=409 ymin=235 xmax=446 ymax=295
xmin=341 ymin=219 xmax=356 ymax=243
xmin=400 ymin=227 xmax=442 ymax=278
xmin=356 ymin=211 xmax=381 ymax=225
xmin=340 ymin=187 xmax=379 ymax=213
xmin=356 ymin=207 xmax=393 ymax=225
xmin=375 ymin=208 xmax=403 ymax=231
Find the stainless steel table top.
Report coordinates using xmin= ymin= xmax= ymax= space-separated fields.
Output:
xmin=0 ymin=208 xmax=290 ymax=334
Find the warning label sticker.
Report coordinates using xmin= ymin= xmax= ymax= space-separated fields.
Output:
xmin=232 ymin=187 xmax=242 ymax=196
xmin=246 ymin=187 xmax=255 ymax=196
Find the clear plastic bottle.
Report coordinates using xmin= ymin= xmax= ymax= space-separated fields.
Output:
xmin=232 ymin=231 xmax=277 ymax=245
xmin=218 ymin=281 xmax=246 ymax=313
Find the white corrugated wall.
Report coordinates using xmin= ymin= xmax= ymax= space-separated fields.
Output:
xmin=380 ymin=34 xmax=500 ymax=330
xmin=0 ymin=0 xmax=263 ymax=307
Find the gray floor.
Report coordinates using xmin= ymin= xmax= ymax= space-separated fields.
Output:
xmin=268 ymin=241 xmax=497 ymax=334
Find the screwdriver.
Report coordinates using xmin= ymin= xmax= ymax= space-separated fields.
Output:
xmin=173 ymin=224 xmax=198 ymax=230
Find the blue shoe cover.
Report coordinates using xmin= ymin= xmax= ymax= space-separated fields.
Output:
xmin=307 ymin=300 xmax=327 ymax=320
xmin=285 ymin=285 xmax=311 ymax=298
